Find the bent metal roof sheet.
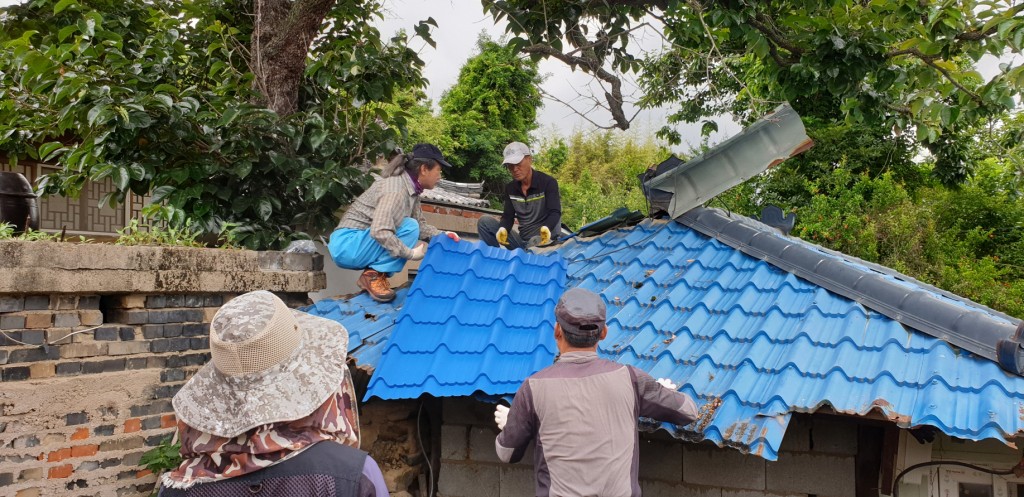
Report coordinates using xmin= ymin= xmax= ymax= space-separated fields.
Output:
xmin=303 ymin=218 xmax=1024 ymax=460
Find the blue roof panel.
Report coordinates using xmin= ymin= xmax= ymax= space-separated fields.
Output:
xmin=556 ymin=219 xmax=1024 ymax=459
xmin=363 ymin=236 xmax=566 ymax=400
xmin=305 ymin=217 xmax=1024 ymax=460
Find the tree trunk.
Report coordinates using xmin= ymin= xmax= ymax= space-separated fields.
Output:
xmin=251 ymin=0 xmax=336 ymax=116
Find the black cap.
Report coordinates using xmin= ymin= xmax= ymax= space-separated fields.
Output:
xmin=411 ymin=143 xmax=453 ymax=171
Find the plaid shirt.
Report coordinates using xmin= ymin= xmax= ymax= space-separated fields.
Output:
xmin=335 ymin=172 xmax=440 ymax=259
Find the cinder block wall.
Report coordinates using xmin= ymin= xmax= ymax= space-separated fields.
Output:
xmin=0 ymin=242 xmax=325 ymax=496
xmin=438 ymin=398 xmax=859 ymax=497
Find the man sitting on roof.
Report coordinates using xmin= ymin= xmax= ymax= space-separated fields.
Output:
xmin=477 ymin=142 xmax=562 ymax=250
xmin=328 ymin=144 xmax=460 ymax=302
xmin=493 ymin=288 xmax=698 ymax=497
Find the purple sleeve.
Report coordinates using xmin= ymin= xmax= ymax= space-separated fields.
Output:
xmin=495 ymin=380 xmax=537 ymax=463
xmin=361 ymin=455 xmax=389 ymax=497
xmin=628 ymin=366 xmax=698 ymax=426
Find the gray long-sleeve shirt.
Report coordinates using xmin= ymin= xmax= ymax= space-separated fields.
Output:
xmin=495 ymin=351 xmax=698 ymax=497
xmin=335 ymin=172 xmax=440 ymax=259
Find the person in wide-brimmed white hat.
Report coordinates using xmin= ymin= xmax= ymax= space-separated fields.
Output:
xmin=159 ymin=290 xmax=387 ymax=497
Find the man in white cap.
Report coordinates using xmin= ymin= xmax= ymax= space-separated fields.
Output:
xmin=493 ymin=288 xmax=698 ymax=497
xmin=477 ymin=141 xmax=562 ymax=249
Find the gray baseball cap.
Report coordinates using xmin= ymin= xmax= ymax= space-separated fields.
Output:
xmin=502 ymin=142 xmax=532 ymax=165
xmin=555 ymin=288 xmax=607 ymax=339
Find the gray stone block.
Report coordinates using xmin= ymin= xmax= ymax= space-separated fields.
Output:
xmin=78 ymin=296 xmax=101 ymax=310
xmin=441 ymin=425 xmax=468 ymax=460
xmin=162 ymin=324 xmax=182 ymax=338
xmin=438 ymin=462 xmax=499 ymax=497
xmin=23 ymin=295 xmax=49 ymax=310
xmin=184 ymin=295 xmax=203 ymax=308
xmin=145 ymin=295 xmax=166 ymax=309
xmin=142 ymin=324 xmax=164 ymax=339
xmin=18 ymin=330 xmax=44 ymax=345
xmin=808 ymin=417 xmax=858 ymax=456
xmin=258 ymin=251 xmax=283 ymax=270
xmin=203 ymin=295 xmax=223 ymax=307
xmin=53 ymin=311 xmax=81 ymax=328
xmin=165 ymin=295 xmax=185 ymax=308
xmin=0 ymin=314 xmax=25 ymax=330
xmin=281 ymin=253 xmax=312 ymax=271
xmin=0 ymin=296 xmax=23 ymax=313
xmin=499 ymin=466 xmax=535 ymax=497
xmin=468 ymin=426 xmax=501 ymax=463
xmin=778 ymin=415 xmax=810 ymax=453
xmin=639 ymin=439 xmax=683 ymax=482
xmin=641 ymin=480 xmax=722 ymax=497
xmin=683 ymin=445 xmax=765 ymax=490
xmin=442 ymin=397 xmax=491 ymax=426
xmin=93 ymin=326 xmax=121 ymax=341
xmin=765 ymin=452 xmax=855 ymax=497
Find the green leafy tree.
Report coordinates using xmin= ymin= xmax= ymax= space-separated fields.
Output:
xmin=0 ymin=0 xmax=434 ymax=249
xmin=439 ymin=34 xmax=542 ymax=190
xmin=484 ymin=0 xmax=1024 ymax=185
xmin=535 ymin=130 xmax=666 ymax=230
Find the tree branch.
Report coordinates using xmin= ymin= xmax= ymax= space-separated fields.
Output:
xmin=748 ymin=13 xmax=803 ymax=61
xmin=884 ymin=48 xmax=984 ymax=106
xmin=524 ymin=43 xmax=631 ymax=130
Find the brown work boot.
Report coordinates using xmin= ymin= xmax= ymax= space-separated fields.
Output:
xmin=357 ymin=269 xmax=396 ymax=302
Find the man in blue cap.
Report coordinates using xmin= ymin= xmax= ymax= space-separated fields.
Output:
xmin=493 ymin=288 xmax=698 ymax=496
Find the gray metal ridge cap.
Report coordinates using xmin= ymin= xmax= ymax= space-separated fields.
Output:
xmin=644 ymin=103 xmax=814 ymax=189
xmin=676 ymin=206 xmax=1022 ymax=369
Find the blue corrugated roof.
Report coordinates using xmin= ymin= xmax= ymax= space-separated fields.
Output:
xmin=303 ymin=218 xmax=1024 ymax=460
xmin=362 ymin=236 xmax=566 ymax=400
xmin=560 ymin=218 xmax=1024 ymax=459
xmin=301 ymin=288 xmax=407 ymax=369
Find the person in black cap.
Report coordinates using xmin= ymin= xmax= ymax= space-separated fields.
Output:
xmin=493 ymin=288 xmax=698 ymax=496
xmin=328 ymin=143 xmax=461 ymax=302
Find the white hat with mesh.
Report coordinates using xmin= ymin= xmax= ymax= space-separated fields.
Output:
xmin=172 ymin=290 xmax=349 ymax=438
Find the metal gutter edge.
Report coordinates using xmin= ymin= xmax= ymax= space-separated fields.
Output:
xmin=676 ymin=207 xmax=1024 ymax=375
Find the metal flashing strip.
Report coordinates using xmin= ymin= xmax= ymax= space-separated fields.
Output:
xmin=676 ymin=207 xmax=1023 ymax=374
xmin=643 ymin=103 xmax=813 ymax=220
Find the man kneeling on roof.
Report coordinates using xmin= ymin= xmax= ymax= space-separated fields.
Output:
xmin=328 ymin=144 xmax=461 ymax=302
xmin=494 ymin=288 xmax=698 ymax=497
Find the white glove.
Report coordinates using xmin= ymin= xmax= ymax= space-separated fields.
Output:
xmin=408 ymin=242 xmax=427 ymax=261
xmin=656 ymin=378 xmax=678 ymax=390
xmin=496 ymin=227 xmax=509 ymax=246
xmin=445 ymin=231 xmax=461 ymax=242
xmin=494 ymin=404 xmax=509 ymax=431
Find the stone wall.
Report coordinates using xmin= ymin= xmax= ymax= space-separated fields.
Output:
xmin=438 ymin=398 xmax=861 ymax=497
xmin=0 ymin=241 xmax=324 ymax=496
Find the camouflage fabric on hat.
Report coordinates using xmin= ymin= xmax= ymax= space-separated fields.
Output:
xmin=172 ymin=290 xmax=350 ymax=439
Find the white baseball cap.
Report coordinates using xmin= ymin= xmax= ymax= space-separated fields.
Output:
xmin=502 ymin=142 xmax=533 ymax=165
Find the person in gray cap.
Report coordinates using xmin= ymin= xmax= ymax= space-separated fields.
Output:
xmin=493 ymin=288 xmax=698 ymax=497
xmin=477 ymin=141 xmax=562 ymax=250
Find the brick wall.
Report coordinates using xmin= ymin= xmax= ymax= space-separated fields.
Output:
xmin=0 ymin=241 xmax=323 ymax=496
xmin=437 ymin=398 xmax=860 ymax=497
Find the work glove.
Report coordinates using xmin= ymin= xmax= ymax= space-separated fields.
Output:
xmin=496 ymin=227 xmax=509 ymax=246
xmin=494 ymin=404 xmax=509 ymax=431
xmin=445 ymin=231 xmax=461 ymax=242
xmin=408 ymin=242 xmax=428 ymax=261
xmin=539 ymin=226 xmax=551 ymax=245
xmin=656 ymin=378 xmax=678 ymax=390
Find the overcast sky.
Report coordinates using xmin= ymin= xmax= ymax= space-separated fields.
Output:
xmin=2 ymin=0 xmax=1019 ymax=151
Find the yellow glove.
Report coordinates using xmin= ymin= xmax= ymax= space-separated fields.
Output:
xmin=496 ymin=227 xmax=509 ymax=246
xmin=540 ymin=226 xmax=551 ymax=245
